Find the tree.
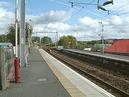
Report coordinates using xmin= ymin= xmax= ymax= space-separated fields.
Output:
xmin=58 ymin=36 xmax=68 ymax=48
xmin=6 ymin=22 xmax=33 ymax=46
xmin=41 ymin=36 xmax=52 ymax=44
xmin=6 ymin=24 xmax=17 ymax=45
xmin=58 ymin=35 xmax=77 ymax=48
xmin=67 ymin=36 xmax=77 ymax=48
xmin=77 ymin=41 xmax=88 ymax=49
xmin=32 ymin=36 xmax=40 ymax=43
xmin=0 ymin=34 xmax=7 ymax=42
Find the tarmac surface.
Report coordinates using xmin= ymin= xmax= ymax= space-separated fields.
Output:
xmin=0 ymin=48 xmax=71 ymax=97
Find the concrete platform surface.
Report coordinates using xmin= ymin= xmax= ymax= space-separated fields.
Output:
xmin=0 ymin=48 xmax=71 ymax=97
xmin=39 ymin=49 xmax=115 ymax=97
xmin=65 ymin=49 xmax=129 ymax=63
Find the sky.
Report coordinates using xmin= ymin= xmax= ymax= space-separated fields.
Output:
xmin=0 ymin=0 xmax=129 ymax=41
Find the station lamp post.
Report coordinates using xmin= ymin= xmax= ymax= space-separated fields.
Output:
xmin=15 ymin=0 xmax=20 ymax=83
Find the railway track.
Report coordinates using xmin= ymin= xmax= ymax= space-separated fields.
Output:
xmin=47 ymin=49 xmax=129 ymax=97
xmin=63 ymin=49 xmax=129 ymax=78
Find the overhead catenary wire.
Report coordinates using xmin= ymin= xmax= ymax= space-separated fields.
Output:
xmin=51 ymin=0 xmax=71 ymax=8
xmin=69 ymin=1 xmax=97 ymax=6
xmin=50 ymin=0 xmax=82 ymax=18
xmin=54 ymin=0 xmax=129 ymax=18
xmin=51 ymin=0 xmax=121 ymax=19
xmin=53 ymin=0 xmax=106 ymax=19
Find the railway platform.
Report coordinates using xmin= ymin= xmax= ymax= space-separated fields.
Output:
xmin=65 ymin=49 xmax=129 ymax=63
xmin=0 ymin=48 xmax=115 ymax=97
xmin=39 ymin=49 xmax=115 ymax=97
xmin=0 ymin=48 xmax=70 ymax=97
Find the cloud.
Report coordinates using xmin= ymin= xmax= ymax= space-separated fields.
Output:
xmin=0 ymin=1 xmax=14 ymax=34
xmin=30 ymin=10 xmax=73 ymax=39
xmin=109 ymin=15 xmax=122 ymax=25
xmin=104 ymin=0 xmax=129 ymax=15
xmin=99 ymin=15 xmax=129 ymax=39
xmin=79 ymin=16 xmax=98 ymax=28
xmin=32 ymin=12 xmax=129 ymax=41
xmin=30 ymin=10 xmax=72 ymax=24
xmin=73 ymin=15 xmax=129 ymax=40
xmin=33 ymin=22 xmax=71 ymax=33
xmin=0 ymin=1 xmax=128 ymax=41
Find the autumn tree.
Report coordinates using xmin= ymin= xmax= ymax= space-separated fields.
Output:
xmin=58 ymin=35 xmax=77 ymax=48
